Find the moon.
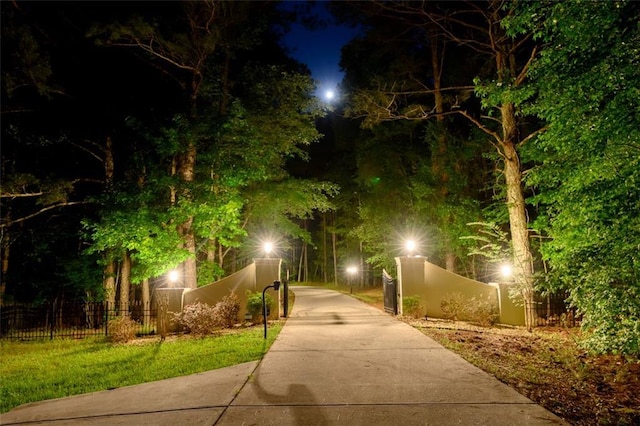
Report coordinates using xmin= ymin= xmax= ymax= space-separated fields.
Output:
xmin=324 ymin=90 xmax=335 ymax=100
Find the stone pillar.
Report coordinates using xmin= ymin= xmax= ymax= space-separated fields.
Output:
xmin=395 ymin=256 xmax=427 ymax=316
xmin=254 ymin=258 xmax=282 ymax=318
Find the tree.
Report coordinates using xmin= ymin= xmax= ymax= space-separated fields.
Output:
xmin=341 ymin=0 xmax=542 ymax=329
xmin=507 ymin=1 xmax=640 ymax=354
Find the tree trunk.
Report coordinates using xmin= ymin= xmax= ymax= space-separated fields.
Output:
xmin=430 ymin=31 xmax=456 ymax=272
xmin=104 ymin=259 xmax=116 ymax=308
xmin=1 ymin=227 xmax=10 ymax=304
xmin=119 ymin=251 xmax=131 ymax=316
xmin=332 ymin=219 xmax=338 ymax=286
xmin=142 ymin=278 xmax=150 ymax=327
xmin=322 ymin=212 xmax=328 ymax=283
xmin=178 ymin=141 xmax=198 ymax=289
xmin=501 ymin=103 xmax=535 ymax=330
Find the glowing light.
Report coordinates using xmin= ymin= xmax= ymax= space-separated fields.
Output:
xmin=346 ymin=266 xmax=358 ymax=275
xmin=405 ymin=240 xmax=416 ymax=254
xmin=168 ymin=269 xmax=179 ymax=283
xmin=324 ymin=90 xmax=335 ymax=101
xmin=500 ymin=264 xmax=513 ymax=277
xmin=263 ymin=242 xmax=274 ymax=255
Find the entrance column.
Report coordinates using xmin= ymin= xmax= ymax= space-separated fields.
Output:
xmin=395 ymin=256 xmax=427 ymax=315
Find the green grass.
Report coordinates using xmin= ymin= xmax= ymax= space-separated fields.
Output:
xmin=0 ymin=323 xmax=282 ymax=413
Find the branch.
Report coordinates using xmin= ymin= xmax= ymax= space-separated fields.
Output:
xmin=0 ymin=192 xmax=44 ymax=198
xmin=0 ymin=201 xmax=90 ymax=228
xmin=518 ymin=126 xmax=548 ymax=148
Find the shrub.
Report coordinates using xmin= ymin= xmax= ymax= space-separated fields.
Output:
xmin=246 ymin=291 xmax=273 ymax=322
xmin=464 ymin=295 xmax=499 ymax=327
xmin=213 ymin=293 xmax=240 ymax=329
xmin=174 ymin=302 xmax=218 ymax=336
xmin=108 ymin=315 xmax=138 ymax=343
xmin=440 ymin=292 xmax=467 ymax=321
xmin=403 ymin=295 xmax=424 ymax=319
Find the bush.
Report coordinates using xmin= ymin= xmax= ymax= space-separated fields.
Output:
xmin=174 ymin=302 xmax=218 ymax=336
xmin=246 ymin=291 xmax=273 ymax=323
xmin=403 ymin=295 xmax=424 ymax=319
xmin=465 ymin=295 xmax=500 ymax=327
xmin=108 ymin=315 xmax=138 ymax=343
xmin=214 ymin=293 xmax=240 ymax=328
xmin=440 ymin=293 xmax=499 ymax=327
xmin=440 ymin=292 xmax=467 ymax=321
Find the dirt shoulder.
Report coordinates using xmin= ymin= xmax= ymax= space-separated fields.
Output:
xmin=403 ymin=318 xmax=640 ymax=426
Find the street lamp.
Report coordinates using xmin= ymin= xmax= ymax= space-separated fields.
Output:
xmin=263 ymin=280 xmax=281 ymax=339
xmin=347 ymin=265 xmax=358 ymax=294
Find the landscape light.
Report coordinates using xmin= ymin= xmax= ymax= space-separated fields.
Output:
xmin=168 ymin=269 xmax=179 ymax=283
xmin=500 ymin=264 xmax=513 ymax=278
xmin=346 ymin=266 xmax=358 ymax=275
xmin=405 ymin=239 xmax=416 ymax=256
xmin=263 ymin=242 xmax=273 ymax=256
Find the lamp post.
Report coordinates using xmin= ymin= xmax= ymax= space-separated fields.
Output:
xmin=347 ymin=266 xmax=358 ymax=294
xmin=263 ymin=280 xmax=281 ymax=339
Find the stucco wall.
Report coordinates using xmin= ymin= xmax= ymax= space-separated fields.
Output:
xmin=395 ymin=257 xmax=525 ymax=326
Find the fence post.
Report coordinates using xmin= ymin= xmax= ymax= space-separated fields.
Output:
xmin=105 ymin=302 xmax=109 ymax=337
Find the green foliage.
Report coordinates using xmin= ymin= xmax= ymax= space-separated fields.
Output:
xmin=246 ymin=291 xmax=273 ymax=322
xmin=197 ymin=262 xmax=225 ymax=287
xmin=511 ymin=0 xmax=640 ymax=354
xmin=402 ymin=295 xmax=423 ymax=319
xmin=107 ymin=316 xmax=138 ymax=343
xmin=84 ymin=207 xmax=190 ymax=284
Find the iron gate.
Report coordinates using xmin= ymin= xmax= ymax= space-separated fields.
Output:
xmin=382 ymin=269 xmax=397 ymax=315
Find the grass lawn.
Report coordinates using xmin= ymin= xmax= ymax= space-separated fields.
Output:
xmin=0 ymin=322 xmax=282 ymax=413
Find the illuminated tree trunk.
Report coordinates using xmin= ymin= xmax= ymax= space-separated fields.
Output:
xmin=141 ymin=278 xmax=150 ymax=327
xmin=501 ymin=103 xmax=535 ymax=331
xmin=119 ymin=250 xmax=131 ymax=316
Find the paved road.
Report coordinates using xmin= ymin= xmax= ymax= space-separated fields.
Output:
xmin=2 ymin=286 xmax=567 ymax=425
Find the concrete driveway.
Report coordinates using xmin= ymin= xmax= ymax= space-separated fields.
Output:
xmin=2 ymin=286 xmax=567 ymax=425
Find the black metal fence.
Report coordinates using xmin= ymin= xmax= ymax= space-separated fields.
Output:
xmin=0 ymin=301 xmax=157 ymax=340
xmin=532 ymin=292 xmax=580 ymax=327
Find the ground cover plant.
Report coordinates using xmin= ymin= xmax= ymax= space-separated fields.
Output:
xmin=0 ymin=322 xmax=282 ymax=413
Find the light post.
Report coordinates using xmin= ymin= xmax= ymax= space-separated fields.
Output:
xmin=347 ymin=266 xmax=358 ymax=294
xmin=263 ymin=280 xmax=281 ymax=339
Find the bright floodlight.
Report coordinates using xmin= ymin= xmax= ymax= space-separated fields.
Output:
xmin=168 ymin=269 xmax=179 ymax=283
xmin=324 ymin=90 xmax=335 ymax=101
xmin=500 ymin=264 xmax=513 ymax=277
xmin=346 ymin=266 xmax=358 ymax=275
xmin=263 ymin=242 xmax=273 ymax=255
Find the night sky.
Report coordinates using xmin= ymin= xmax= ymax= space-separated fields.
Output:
xmin=279 ymin=1 xmax=361 ymax=100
